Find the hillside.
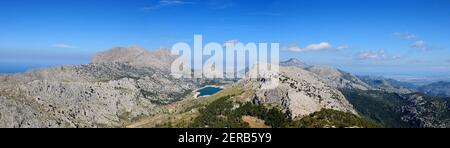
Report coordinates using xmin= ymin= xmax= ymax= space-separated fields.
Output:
xmin=419 ymin=81 xmax=450 ymax=97
xmin=237 ymin=63 xmax=357 ymax=119
xmin=341 ymin=89 xmax=450 ymax=128
xmin=281 ymin=58 xmax=371 ymax=90
xmin=358 ymin=76 xmax=417 ymax=94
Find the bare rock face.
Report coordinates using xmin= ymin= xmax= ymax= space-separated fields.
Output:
xmin=237 ymin=64 xmax=357 ymax=119
xmin=0 ymin=47 xmax=198 ymax=128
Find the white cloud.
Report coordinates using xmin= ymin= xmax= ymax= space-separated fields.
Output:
xmin=142 ymin=0 xmax=195 ymax=11
xmin=160 ymin=0 xmax=193 ymax=5
xmin=336 ymin=45 xmax=349 ymax=50
xmin=411 ymin=40 xmax=430 ymax=51
xmin=413 ymin=40 xmax=425 ymax=47
xmin=357 ymin=49 xmax=401 ymax=60
xmin=223 ymin=39 xmax=240 ymax=48
xmin=358 ymin=50 xmax=386 ymax=59
xmin=285 ymin=42 xmax=333 ymax=52
xmin=52 ymin=44 xmax=75 ymax=49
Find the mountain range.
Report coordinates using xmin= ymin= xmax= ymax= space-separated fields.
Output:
xmin=0 ymin=46 xmax=448 ymax=128
xmin=419 ymin=82 xmax=450 ymax=97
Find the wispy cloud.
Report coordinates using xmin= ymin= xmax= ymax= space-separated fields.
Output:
xmin=223 ymin=39 xmax=240 ymax=48
xmin=52 ymin=44 xmax=75 ymax=49
xmin=142 ymin=0 xmax=195 ymax=11
xmin=285 ymin=42 xmax=333 ymax=52
xmin=357 ymin=49 xmax=401 ymax=60
xmin=207 ymin=0 xmax=234 ymax=10
xmin=393 ymin=32 xmax=431 ymax=51
xmin=410 ymin=40 xmax=431 ymax=51
xmin=336 ymin=45 xmax=350 ymax=50
xmin=393 ymin=32 xmax=416 ymax=40
xmin=247 ymin=12 xmax=282 ymax=16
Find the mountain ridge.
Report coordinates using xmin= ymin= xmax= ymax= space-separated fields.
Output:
xmin=419 ymin=81 xmax=450 ymax=97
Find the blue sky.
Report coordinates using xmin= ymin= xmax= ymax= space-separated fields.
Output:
xmin=0 ymin=0 xmax=449 ymax=82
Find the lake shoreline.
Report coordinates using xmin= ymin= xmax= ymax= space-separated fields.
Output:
xmin=193 ymin=85 xmax=225 ymax=98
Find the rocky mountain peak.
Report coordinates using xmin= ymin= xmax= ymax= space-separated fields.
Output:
xmin=92 ymin=46 xmax=149 ymax=64
xmin=237 ymin=64 xmax=357 ymax=119
xmin=281 ymin=58 xmax=310 ymax=69
xmin=91 ymin=46 xmax=177 ymax=70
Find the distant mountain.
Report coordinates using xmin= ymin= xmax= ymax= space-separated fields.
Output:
xmin=419 ymin=81 xmax=450 ymax=97
xmin=92 ymin=46 xmax=176 ymax=71
xmin=357 ymin=76 xmax=417 ymax=94
xmin=280 ymin=58 xmax=311 ymax=69
xmin=281 ymin=58 xmax=371 ymax=90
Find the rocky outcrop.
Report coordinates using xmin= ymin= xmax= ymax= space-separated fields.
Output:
xmin=237 ymin=64 xmax=357 ymax=119
xmin=400 ymin=94 xmax=450 ymax=128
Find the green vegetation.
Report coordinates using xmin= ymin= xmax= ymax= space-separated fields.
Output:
xmin=191 ymin=95 xmax=382 ymax=128
xmin=291 ymin=109 xmax=383 ymax=128
xmin=340 ymin=89 xmax=416 ymax=128
xmin=191 ymin=95 xmax=290 ymax=128
xmin=191 ymin=96 xmax=250 ymax=128
xmin=340 ymin=89 xmax=450 ymax=128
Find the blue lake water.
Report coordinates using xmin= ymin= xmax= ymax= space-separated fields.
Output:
xmin=196 ymin=87 xmax=223 ymax=97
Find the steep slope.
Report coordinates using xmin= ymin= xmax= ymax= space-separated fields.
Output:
xmin=0 ymin=47 xmax=198 ymax=128
xmin=419 ymin=81 xmax=450 ymax=97
xmin=237 ymin=64 xmax=357 ymax=119
xmin=281 ymin=58 xmax=371 ymax=90
xmin=190 ymin=95 xmax=381 ymax=128
xmin=290 ymin=109 xmax=382 ymax=128
xmin=306 ymin=66 xmax=371 ymax=90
